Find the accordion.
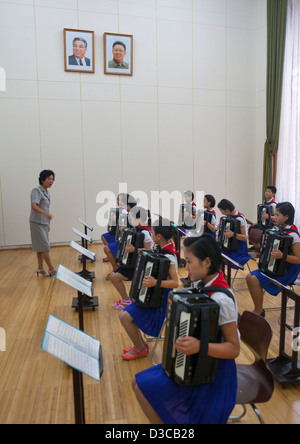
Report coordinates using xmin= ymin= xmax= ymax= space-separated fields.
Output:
xmin=116 ymin=228 xmax=145 ymax=269
xmin=259 ymin=228 xmax=293 ymax=277
xmin=130 ymin=250 xmax=170 ymax=308
xmin=193 ymin=210 xmax=214 ymax=235
xmin=218 ymin=216 xmax=241 ymax=251
xmin=162 ymin=288 xmax=221 ymax=386
xmin=107 ymin=207 xmax=121 ymax=235
xmin=178 ymin=203 xmax=196 ymax=229
xmin=257 ymin=204 xmax=275 ymax=229
xmin=115 ymin=212 xmax=131 ymax=243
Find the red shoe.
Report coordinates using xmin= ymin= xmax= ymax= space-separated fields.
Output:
xmin=122 ymin=344 xmax=149 ymax=360
xmin=112 ymin=299 xmax=132 ymax=310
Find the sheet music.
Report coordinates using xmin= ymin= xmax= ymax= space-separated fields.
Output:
xmin=77 ymin=217 xmax=93 ymax=232
xmin=70 ymin=240 xmax=96 ymax=261
xmin=221 ymin=253 xmax=244 ymax=270
xmin=72 ymin=227 xmax=93 ymax=243
xmin=41 ymin=315 xmax=101 ymax=381
xmin=56 ymin=264 xmax=93 ymax=297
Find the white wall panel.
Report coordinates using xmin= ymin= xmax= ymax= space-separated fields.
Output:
xmin=81 ymin=100 xmax=122 ymax=236
xmin=121 ymin=102 xmax=159 ymax=195
xmin=0 ymin=3 xmax=36 ymax=81
xmin=158 ymin=103 xmax=194 ymax=193
xmin=0 ymin=99 xmax=41 ymax=246
xmin=38 ymin=99 xmax=85 ymax=244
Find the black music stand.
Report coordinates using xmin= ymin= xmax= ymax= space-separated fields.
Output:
xmin=41 ymin=314 xmax=103 ymax=424
xmin=221 ymin=253 xmax=244 ymax=286
xmin=72 ymin=227 xmax=95 ymax=281
xmin=69 ymin=241 xmax=98 ymax=312
xmin=261 ymin=274 xmax=300 ymax=385
xmin=77 ymin=218 xmax=95 ymax=264
xmin=55 ymin=264 xmax=98 ymax=328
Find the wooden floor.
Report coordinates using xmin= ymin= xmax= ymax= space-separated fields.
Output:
xmin=0 ymin=244 xmax=300 ymax=424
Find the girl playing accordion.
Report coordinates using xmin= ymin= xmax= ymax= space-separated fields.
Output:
xmin=246 ymin=202 xmax=300 ymax=317
xmin=132 ymin=235 xmax=239 ymax=424
xmin=119 ymin=218 xmax=179 ymax=360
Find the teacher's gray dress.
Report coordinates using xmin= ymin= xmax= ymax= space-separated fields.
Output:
xmin=30 ymin=185 xmax=51 ymax=252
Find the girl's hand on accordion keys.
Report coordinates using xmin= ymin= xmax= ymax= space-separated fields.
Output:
xmin=175 ymin=337 xmax=200 ymax=356
xmin=125 ymin=244 xmax=135 ymax=253
xmin=224 ymin=229 xmax=234 ymax=238
xmin=142 ymin=276 xmax=157 ymax=288
xmin=271 ymin=249 xmax=283 ymax=260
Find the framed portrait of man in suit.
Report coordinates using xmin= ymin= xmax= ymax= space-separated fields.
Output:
xmin=104 ymin=33 xmax=133 ymax=76
xmin=64 ymin=28 xmax=95 ymax=73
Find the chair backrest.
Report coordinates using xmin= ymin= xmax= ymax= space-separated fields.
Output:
xmin=239 ymin=311 xmax=273 ymax=362
xmin=249 ymin=228 xmax=263 ymax=246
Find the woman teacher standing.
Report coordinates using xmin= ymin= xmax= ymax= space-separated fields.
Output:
xmin=30 ymin=170 xmax=56 ymax=277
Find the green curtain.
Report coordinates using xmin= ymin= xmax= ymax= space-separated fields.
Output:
xmin=262 ymin=0 xmax=288 ymax=198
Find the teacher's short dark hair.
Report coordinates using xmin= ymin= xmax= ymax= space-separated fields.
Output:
xmin=39 ymin=170 xmax=55 ymax=185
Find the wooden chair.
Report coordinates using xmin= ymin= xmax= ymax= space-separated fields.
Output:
xmin=229 ymin=311 xmax=274 ymax=424
xmin=248 ymin=227 xmax=264 ymax=261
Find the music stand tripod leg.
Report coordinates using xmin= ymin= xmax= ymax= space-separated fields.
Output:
xmin=72 ymin=369 xmax=85 ymax=425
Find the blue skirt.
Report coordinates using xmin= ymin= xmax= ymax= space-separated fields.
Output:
xmin=115 ymin=266 xmax=135 ymax=281
xmin=136 ymin=359 xmax=237 ymax=424
xmin=124 ymin=289 xmax=171 ymax=337
xmin=222 ymin=240 xmax=251 ymax=269
xmin=251 ymin=263 xmax=300 ymax=296
xmin=107 ymin=241 xmax=119 ymax=258
xmin=102 ymin=232 xmax=116 ymax=244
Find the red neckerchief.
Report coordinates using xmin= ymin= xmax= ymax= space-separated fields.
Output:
xmin=138 ymin=225 xmax=152 ymax=233
xmin=204 ymin=271 xmax=230 ymax=297
xmin=286 ymin=224 xmax=299 ymax=235
xmin=264 ymin=197 xmax=276 ymax=205
xmin=161 ymin=242 xmax=179 ymax=255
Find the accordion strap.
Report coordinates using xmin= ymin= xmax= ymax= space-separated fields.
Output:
xmin=198 ymin=285 xmax=236 ymax=305
xmin=194 ymin=286 xmax=236 ymax=382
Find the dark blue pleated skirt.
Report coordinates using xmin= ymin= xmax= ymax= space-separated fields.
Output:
xmin=222 ymin=240 xmax=251 ymax=269
xmin=124 ymin=288 xmax=170 ymax=337
xmin=135 ymin=358 xmax=237 ymax=424
xmin=102 ymin=232 xmax=116 ymax=244
xmin=107 ymin=241 xmax=119 ymax=258
xmin=251 ymin=263 xmax=300 ymax=296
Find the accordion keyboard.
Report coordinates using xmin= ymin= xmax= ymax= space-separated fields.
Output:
xmin=268 ymin=238 xmax=281 ymax=273
xmin=175 ymin=311 xmax=191 ymax=381
xmin=139 ymin=261 xmax=154 ymax=302
xmin=122 ymin=234 xmax=133 ymax=264
xmin=223 ymin=222 xmax=231 ymax=249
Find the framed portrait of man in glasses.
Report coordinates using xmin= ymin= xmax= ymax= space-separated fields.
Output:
xmin=64 ymin=28 xmax=95 ymax=73
xmin=104 ymin=32 xmax=133 ymax=76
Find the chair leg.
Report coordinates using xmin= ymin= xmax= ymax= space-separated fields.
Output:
xmin=229 ymin=404 xmax=265 ymax=424
xmin=231 ymin=263 xmax=251 ymax=291
xmin=250 ymin=404 xmax=265 ymax=424
xmin=149 ymin=318 xmax=167 ymax=366
xmin=264 ymin=295 xmax=295 ymax=313
xmin=228 ymin=405 xmax=247 ymax=422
